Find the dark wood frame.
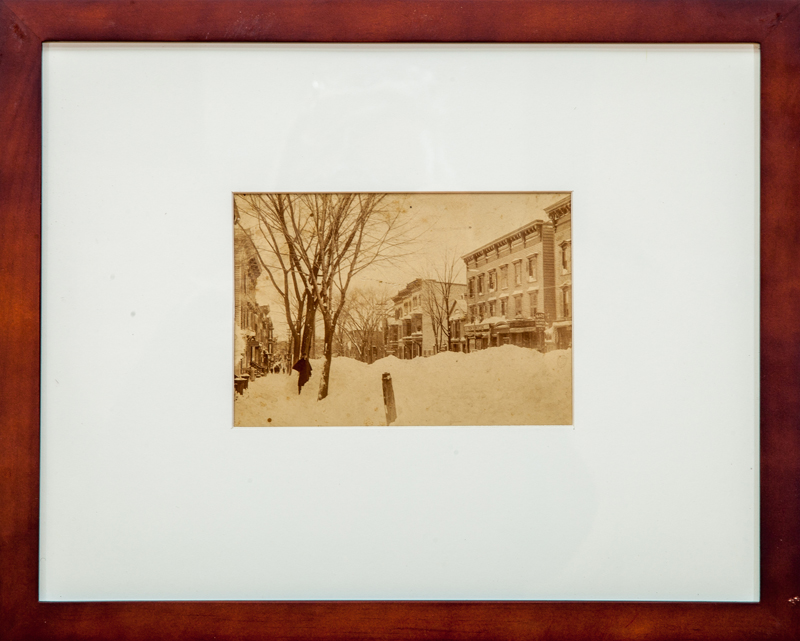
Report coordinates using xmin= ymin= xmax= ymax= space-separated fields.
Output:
xmin=1 ymin=1 xmax=798 ymax=639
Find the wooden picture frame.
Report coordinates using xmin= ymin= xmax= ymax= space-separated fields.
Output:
xmin=1 ymin=1 xmax=797 ymax=639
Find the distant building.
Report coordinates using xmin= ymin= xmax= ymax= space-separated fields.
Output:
xmin=234 ymin=226 xmax=274 ymax=390
xmin=253 ymin=304 xmax=275 ymax=371
xmin=385 ymin=316 xmax=402 ymax=358
xmin=389 ymin=278 xmax=467 ymax=359
xmin=461 ymin=215 xmax=559 ymax=351
xmin=546 ymin=195 xmax=572 ymax=350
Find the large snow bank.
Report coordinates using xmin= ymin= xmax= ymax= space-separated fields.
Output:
xmin=234 ymin=345 xmax=572 ymax=427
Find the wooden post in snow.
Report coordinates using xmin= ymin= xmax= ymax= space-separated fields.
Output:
xmin=382 ymin=372 xmax=397 ymax=425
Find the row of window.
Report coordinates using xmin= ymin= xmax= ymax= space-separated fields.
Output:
xmin=395 ymin=293 xmax=422 ymax=319
xmin=238 ymin=257 xmax=260 ymax=295
xmin=468 ymin=254 xmax=539 ymax=297
xmin=470 ymin=291 xmax=538 ymax=322
xmin=239 ymin=304 xmax=273 ymax=339
xmin=468 ymin=286 xmax=571 ymax=323
xmin=467 ymin=242 xmax=571 ymax=298
xmin=392 ymin=316 xmax=423 ymax=336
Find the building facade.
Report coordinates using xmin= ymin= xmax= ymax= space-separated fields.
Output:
xmin=251 ymin=304 xmax=275 ymax=373
xmin=461 ymin=215 xmax=562 ymax=352
xmin=546 ymin=195 xmax=572 ymax=350
xmin=388 ymin=279 xmax=467 ymax=359
xmin=234 ymin=226 xmax=275 ymax=390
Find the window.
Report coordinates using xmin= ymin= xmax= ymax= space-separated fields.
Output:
xmin=527 ymin=254 xmax=537 ymax=281
xmin=488 ymin=270 xmax=496 ymax=291
xmin=514 ymin=294 xmax=523 ymax=317
xmin=500 ymin=298 xmax=507 ymax=317
xmin=560 ymin=241 xmax=571 ymax=274
xmin=529 ymin=291 xmax=538 ymax=315
xmin=500 ymin=264 xmax=509 ymax=289
xmin=477 ymin=274 xmax=484 ymax=294
xmin=489 ymin=300 xmax=496 ymax=316
xmin=479 ymin=303 xmax=486 ymax=319
xmin=513 ymin=261 xmax=522 ymax=286
xmin=468 ymin=277 xmax=474 ymax=297
xmin=562 ymin=286 xmax=571 ymax=318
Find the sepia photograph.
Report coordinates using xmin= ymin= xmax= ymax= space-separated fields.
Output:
xmin=233 ymin=192 xmax=573 ymax=426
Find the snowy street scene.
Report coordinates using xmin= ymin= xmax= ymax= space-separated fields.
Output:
xmin=233 ymin=192 xmax=572 ymax=426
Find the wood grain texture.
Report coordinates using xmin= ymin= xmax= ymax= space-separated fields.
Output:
xmin=0 ymin=1 xmax=42 ymax=640
xmin=1 ymin=0 xmax=797 ymax=42
xmin=1 ymin=1 xmax=798 ymax=640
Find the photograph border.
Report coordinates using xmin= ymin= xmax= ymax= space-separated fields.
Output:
xmin=232 ymin=190 xmax=575 ymax=429
xmin=1 ymin=1 xmax=798 ymax=639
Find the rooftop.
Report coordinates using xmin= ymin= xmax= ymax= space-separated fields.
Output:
xmin=461 ymin=219 xmax=549 ymax=264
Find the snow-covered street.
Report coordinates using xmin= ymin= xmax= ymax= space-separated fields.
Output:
xmin=235 ymin=345 xmax=572 ymax=427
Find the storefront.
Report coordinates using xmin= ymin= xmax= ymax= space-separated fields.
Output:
xmin=508 ymin=319 xmax=544 ymax=350
xmin=465 ymin=320 xmax=548 ymax=351
xmin=493 ymin=322 xmax=511 ymax=346
xmin=464 ymin=323 xmax=491 ymax=351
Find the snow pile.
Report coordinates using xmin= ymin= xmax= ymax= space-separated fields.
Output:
xmin=234 ymin=345 xmax=572 ymax=427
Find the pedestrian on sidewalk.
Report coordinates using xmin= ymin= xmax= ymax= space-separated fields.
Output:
xmin=292 ymin=358 xmax=313 ymax=394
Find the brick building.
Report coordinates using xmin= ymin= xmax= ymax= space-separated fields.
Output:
xmin=546 ymin=195 xmax=572 ymax=349
xmin=234 ymin=226 xmax=274 ymax=391
xmin=461 ymin=214 xmax=562 ymax=351
xmin=388 ymin=279 xmax=467 ymax=359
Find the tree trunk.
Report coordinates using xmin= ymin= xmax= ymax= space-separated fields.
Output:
xmin=300 ymin=301 xmax=316 ymax=358
xmin=317 ymin=321 xmax=334 ymax=400
xmin=290 ymin=330 xmax=300 ymax=364
xmin=431 ymin=320 xmax=440 ymax=354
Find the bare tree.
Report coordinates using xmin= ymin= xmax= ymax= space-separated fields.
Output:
xmin=234 ymin=194 xmax=315 ymax=365
xmin=336 ymin=286 xmax=392 ymax=363
xmin=420 ymin=249 xmax=465 ymax=353
xmin=235 ymin=193 xmax=411 ymax=399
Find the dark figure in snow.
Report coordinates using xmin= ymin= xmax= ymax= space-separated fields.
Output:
xmin=292 ymin=358 xmax=313 ymax=394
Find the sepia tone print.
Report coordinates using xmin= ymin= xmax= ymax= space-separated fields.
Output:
xmin=233 ymin=193 xmax=572 ymax=426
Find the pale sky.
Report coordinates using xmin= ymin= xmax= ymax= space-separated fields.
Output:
xmin=252 ymin=192 xmax=568 ymax=338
